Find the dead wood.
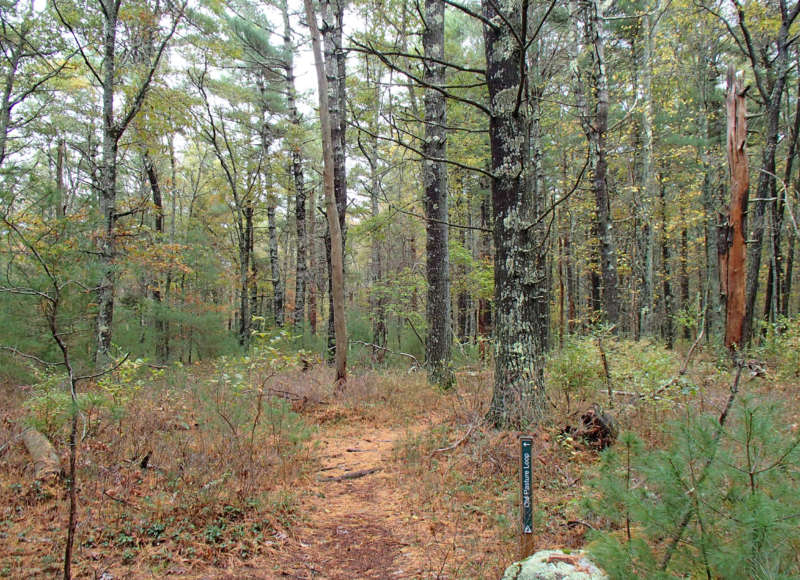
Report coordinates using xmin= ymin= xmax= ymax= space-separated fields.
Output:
xmin=563 ymin=405 xmax=618 ymax=450
xmin=21 ymin=428 xmax=61 ymax=480
xmin=430 ymin=421 xmax=480 ymax=457
xmin=318 ymin=467 xmax=381 ymax=482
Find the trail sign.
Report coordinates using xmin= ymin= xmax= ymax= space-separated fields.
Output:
xmin=520 ymin=436 xmax=533 ymax=535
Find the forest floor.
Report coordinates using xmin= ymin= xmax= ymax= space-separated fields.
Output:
xmin=1 ymin=338 xmax=794 ymax=579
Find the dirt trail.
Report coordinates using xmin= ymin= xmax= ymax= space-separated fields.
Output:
xmin=269 ymin=423 xmax=425 ymax=579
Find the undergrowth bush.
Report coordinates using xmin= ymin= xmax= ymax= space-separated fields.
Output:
xmin=607 ymin=339 xmax=677 ymax=396
xmin=24 ymin=374 xmax=107 ymax=439
xmin=759 ymin=315 xmax=800 ymax=379
xmin=546 ymin=335 xmax=680 ymax=412
xmin=546 ymin=336 xmax=603 ymax=411
xmin=585 ymin=397 xmax=800 ymax=579
xmin=183 ymin=333 xmax=315 ymax=497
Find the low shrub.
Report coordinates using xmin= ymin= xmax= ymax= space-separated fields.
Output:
xmin=585 ymin=396 xmax=800 ymax=579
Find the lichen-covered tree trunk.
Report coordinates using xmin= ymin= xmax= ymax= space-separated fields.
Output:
xmin=586 ymin=0 xmax=618 ymax=326
xmin=423 ymin=0 xmax=453 ymax=389
xmin=782 ymin=231 xmax=795 ymax=316
xmin=308 ymin=168 xmax=318 ymax=335
xmin=765 ymin=62 xmax=800 ymax=323
xmin=247 ymin=203 xmax=259 ymax=332
xmin=659 ymin=175 xmax=674 ymax=348
xmin=701 ymin=128 xmax=725 ymax=340
xmin=744 ymin=94 xmax=782 ymax=341
xmin=95 ymin=3 xmax=121 ymax=368
xmin=363 ymin=77 xmax=386 ymax=351
xmin=237 ymin=205 xmax=252 ymax=346
xmin=680 ymin=227 xmax=690 ymax=340
xmin=483 ymin=0 xmax=548 ymax=428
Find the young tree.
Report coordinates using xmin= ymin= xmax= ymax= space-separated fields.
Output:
xmin=54 ymin=0 xmax=183 ymax=367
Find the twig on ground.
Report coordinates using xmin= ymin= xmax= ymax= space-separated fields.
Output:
xmin=430 ymin=421 xmax=481 ymax=457
xmin=350 ymin=340 xmax=419 ymax=366
xmin=103 ymin=490 xmax=136 ymax=506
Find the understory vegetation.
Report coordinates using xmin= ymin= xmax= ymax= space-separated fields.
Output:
xmin=2 ymin=322 xmax=799 ymax=578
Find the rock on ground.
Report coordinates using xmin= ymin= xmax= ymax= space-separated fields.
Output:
xmin=501 ymin=549 xmax=608 ymax=580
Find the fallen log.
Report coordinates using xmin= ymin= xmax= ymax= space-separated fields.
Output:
xmin=22 ymin=428 xmax=61 ymax=480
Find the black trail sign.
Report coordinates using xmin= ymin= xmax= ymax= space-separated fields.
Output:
xmin=521 ymin=436 xmax=533 ymax=534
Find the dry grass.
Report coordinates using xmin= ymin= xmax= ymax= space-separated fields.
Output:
xmin=0 ymin=338 xmax=798 ymax=578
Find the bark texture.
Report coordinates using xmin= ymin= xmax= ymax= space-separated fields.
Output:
xmin=322 ymin=0 xmax=348 ymax=359
xmin=423 ymin=0 xmax=453 ymax=389
xmin=721 ymin=69 xmax=748 ymax=351
xmin=306 ymin=0 xmax=347 ymax=383
xmin=283 ymin=1 xmax=307 ymax=328
xmin=572 ymin=0 xmax=619 ymax=325
xmin=483 ymin=0 xmax=548 ymax=427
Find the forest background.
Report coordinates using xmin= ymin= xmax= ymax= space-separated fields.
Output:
xmin=1 ymin=0 xmax=800 ymax=578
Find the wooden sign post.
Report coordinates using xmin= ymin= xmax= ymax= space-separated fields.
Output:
xmin=520 ymin=435 xmax=534 ymax=559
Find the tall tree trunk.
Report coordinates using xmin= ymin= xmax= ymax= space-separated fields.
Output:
xmin=721 ymin=68 xmax=748 ymax=351
xmin=782 ymin=229 xmax=795 ymax=316
xmin=745 ymin=94 xmax=783 ymax=340
xmin=769 ymin=56 xmax=800 ymax=320
xmin=238 ymin=204 xmax=252 ymax=346
xmin=659 ymin=174 xmax=674 ymax=349
xmin=267 ymin=200 xmax=284 ymax=327
xmin=572 ymin=0 xmax=619 ymax=326
xmin=282 ymin=0 xmax=307 ymax=328
xmin=306 ymin=0 xmax=347 ymax=383
xmin=247 ymin=202 xmax=259 ymax=332
xmin=635 ymin=11 xmax=656 ymax=338
xmin=361 ymin=66 xmax=386 ymax=351
xmin=483 ymin=0 xmax=548 ymax=428
xmin=680 ymin=227 xmax=690 ymax=340
xmin=144 ymin=152 xmax=168 ymax=361
xmin=702 ymin=165 xmax=725 ymax=340
xmin=309 ymin=175 xmax=318 ymax=335
xmin=95 ymin=1 xmax=121 ymax=367
xmin=423 ymin=0 xmax=453 ymax=388
xmin=323 ymin=0 xmax=347 ymax=359
xmin=86 ymin=0 xmax=178 ymax=367
xmin=0 ymin=42 xmax=21 ymax=169
xmin=737 ymin=3 xmax=799 ymax=341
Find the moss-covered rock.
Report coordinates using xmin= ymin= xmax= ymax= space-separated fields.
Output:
xmin=501 ymin=550 xmax=608 ymax=580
